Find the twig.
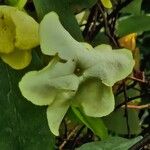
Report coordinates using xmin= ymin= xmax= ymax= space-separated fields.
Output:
xmin=97 ymin=0 xmax=119 ymax=47
xmin=82 ymin=4 xmax=99 ymax=41
xmin=123 ymin=81 xmax=130 ymax=138
xmin=128 ymin=76 xmax=146 ymax=84
xmin=115 ymin=93 xmax=150 ymax=110
xmin=90 ymin=0 xmax=133 ymax=41
xmin=71 ymin=125 xmax=85 ymax=150
xmin=59 ymin=126 xmax=81 ymax=150
xmin=115 ymin=81 xmax=137 ymax=96
xmin=121 ymin=104 xmax=150 ymax=109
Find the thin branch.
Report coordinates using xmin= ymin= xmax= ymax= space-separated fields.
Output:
xmin=71 ymin=125 xmax=85 ymax=150
xmin=123 ymin=81 xmax=130 ymax=138
xmin=128 ymin=76 xmax=146 ymax=84
xmin=115 ymin=93 xmax=150 ymax=110
xmin=97 ymin=1 xmax=119 ymax=47
xmin=82 ymin=4 xmax=99 ymax=41
xmin=121 ymin=104 xmax=150 ymax=109
xmin=90 ymin=0 xmax=133 ymax=41
xmin=59 ymin=126 xmax=81 ymax=150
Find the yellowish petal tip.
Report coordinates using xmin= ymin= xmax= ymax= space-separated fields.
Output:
xmin=118 ymin=33 xmax=137 ymax=51
xmin=1 ymin=49 xmax=32 ymax=70
xmin=101 ymin=0 xmax=112 ymax=8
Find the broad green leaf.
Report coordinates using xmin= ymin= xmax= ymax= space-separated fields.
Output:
xmin=15 ymin=0 xmax=27 ymax=10
xmin=5 ymin=0 xmax=27 ymax=10
xmin=5 ymin=0 xmax=18 ymax=6
xmin=69 ymin=0 xmax=97 ymax=10
xmin=40 ymin=12 xmax=135 ymax=86
xmin=72 ymin=107 xmax=108 ymax=139
xmin=77 ymin=136 xmax=142 ymax=150
xmin=73 ymin=78 xmax=115 ymax=117
xmin=0 ymin=52 xmax=55 ymax=150
xmin=47 ymin=92 xmax=71 ymax=136
xmin=33 ymin=0 xmax=83 ymax=41
xmin=120 ymin=0 xmax=142 ymax=15
xmin=103 ymin=109 xmax=141 ymax=135
xmin=19 ymin=59 xmax=80 ymax=106
xmin=103 ymin=87 xmax=141 ymax=135
xmin=116 ymin=15 xmax=150 ymax=37
xmin=69 ymin=0 xmax=97 ymax=8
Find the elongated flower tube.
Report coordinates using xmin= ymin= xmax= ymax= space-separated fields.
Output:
xmin=0 ymin=6 xmax=39 ymax=69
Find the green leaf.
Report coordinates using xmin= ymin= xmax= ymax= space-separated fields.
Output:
xmin=120 ymin=0 xmax=142 ymax=15
xmin=0 ymin=52 xmax=55 ymax=149
xmin=33 ymin=0 xmax=83 ymax=41
xmin=5 ymin=0 xmax=27 ymax=10
xmin=77 ymin=136 xmax=142 ymax=150
xmin=103 ymin=109 xmax=141 ymax=135
xmin=72 ymin=107 xmax=108 ymax=139
xmin=40 ymin=12 xmax=134 ymax=86
xmin=5 ymin=0 xmax=18 ymax=6
xmin=69 ymin=0 xmax=97 ymax=8
xmin=19 ymin=59 xmax=80 ymax=106
xmin=103 ymin=87 xmax=141 ymax=135
xmin=116 ymin=15 xmax=150 ymax=37
xmin=73 ymin=78 xmax=114 ymax=117
xmin=69 ymin=0 xmax=97 ymax=10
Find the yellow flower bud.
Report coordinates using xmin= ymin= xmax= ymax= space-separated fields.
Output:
xmin=118 ymin=33 xmax=137 ymax=51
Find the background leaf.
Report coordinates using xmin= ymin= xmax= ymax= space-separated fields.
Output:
xmin=0 ymin=51 xmax=55 ymax=150
xmin=77 ymin=136 xmax=142 ymax=150
xmin=120 ymin=0 xmax=142 ymax=15
xmin=103 ymin=109 xmax=141 ymax=135
xmin=116 ymin=15 xmax=150 ymax=37
xmin=33 ymin=0 xmax=83 ymax=41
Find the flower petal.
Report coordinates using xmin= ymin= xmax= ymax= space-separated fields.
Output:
xmin=0 ymin=6 xmax=16 ymax=53
xmin=11 ymin=9 xmax=39 ymax=50
xmin=19 ymin=59 xmax=79 ymax=106
xmin=118 ymin=33 xmax=137 ymax=51
xmin=82 ymin=45 xmax=135 ymax=86
xmin=47 ymin=92 xmax=71 ymax=136
xmin=1 ymin=49 xmax=31 ymax=69
xmin=40 ymin=11 xmax=86 ymax=60
xmin=73 ymin=78 xmax=115 ymax=117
